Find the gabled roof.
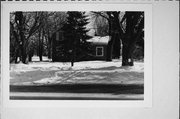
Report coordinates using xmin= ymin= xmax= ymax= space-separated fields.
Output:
xmin=87 ymin=36 xmax=110 ymax=45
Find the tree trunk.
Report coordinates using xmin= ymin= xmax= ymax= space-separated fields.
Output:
xmin=21 ymin=45 xmax=28 ymax=64
xmin=106 ymin=12 xmax=122 ymax=61
xmin=122 ymin=45 xmax=134 ymax=66
xmin=47 ymin=31 xmax=52 ymax=59
xmin=121 ymin=12 xmax=134 ymax=66
xmin=28 ymin=49 xmax=34 ymax=62
xmin=128 ymin=41 xmax=136 ymax=66
xmin=122 ymin=42 xmax=129 ymax=66
xmin=52 ymin=34 xmax=56 ymax=62
xmin=122 ymin=37 xmax=136 ymax=66
xmin=115 ymin=12 xmax=144 ymax=66
xmin=15 ymin=56 xmax=18 ymax=63
xmin=28 ymin=56 xmax=32 ymax=62
xmin=20 ymin=33 xmax=28 ymax=64
xmin=15 ymin=48 xmax=19 ymax=63
xmin=38 ymin=29 xmax=43 ymax=61
xmin=48 ymin=42 xmax=51 ymax=59
xmin=106 ymin=13 xmax=113 ymax=61
xmin=15 ymin=12 xmax=28 ymax=64
xmin=112 ymin=33 xmax=121 ymax=59
xmin=106 ymin=37 xmax=113 ymax=61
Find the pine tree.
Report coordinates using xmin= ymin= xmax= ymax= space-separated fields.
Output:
xmin=60 ymin=11 xmax=92 ymax=63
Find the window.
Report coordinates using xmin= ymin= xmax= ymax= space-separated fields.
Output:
xmin=59 ymin=31 xmax=64 ymax=41
xmin=96 ymin=47 xmax=104 ymax=56
xmin=56 ymin=31 xmax=64 ymax=41
xmin=56 ymin=32 xmax=59 ymax=41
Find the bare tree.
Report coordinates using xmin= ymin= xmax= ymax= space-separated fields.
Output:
xmin=10 ymin=11 xmax=67 ymax=63
xmin=91 ymin=11 xmax=144 ymax=66
xmin=10 ymin=12 xmax=44 ymax=63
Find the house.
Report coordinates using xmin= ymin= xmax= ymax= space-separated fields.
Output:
xmin=52 ymin=30 xmax=110 ymax=61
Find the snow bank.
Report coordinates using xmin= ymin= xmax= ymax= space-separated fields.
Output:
xmin=32 ymin=56 xmax=50 ymax=62
xmin=10 ymin=57 xmax=144 ymax=85
xmin=33 ymin=77 xmax=61 ymax=84
xmin=10 ymin=57 xmax=144 ymax=73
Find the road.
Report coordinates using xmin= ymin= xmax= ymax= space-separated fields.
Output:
xmin=10 ymin=83 xmax=144 ymax=100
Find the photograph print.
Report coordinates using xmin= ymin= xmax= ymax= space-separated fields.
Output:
xmin=9 ymin=11 xmax=144 ymax=100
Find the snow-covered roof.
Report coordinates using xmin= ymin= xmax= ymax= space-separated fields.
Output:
xmin=87 ymin=36 xmax=110 ymax=45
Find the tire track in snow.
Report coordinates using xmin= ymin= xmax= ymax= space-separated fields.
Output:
xmin=56 ymin=71 xmax=82 ymax=84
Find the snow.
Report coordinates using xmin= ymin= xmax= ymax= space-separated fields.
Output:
xmin=10 ymin=56 xmax=144 ymax=85
xmin=33 ymin=77 xmax=61 ymax=84
xmin=87 ymin=36 xmax=110 ymax=45
xmin=10 ymin=59 xmax=143 ymax=73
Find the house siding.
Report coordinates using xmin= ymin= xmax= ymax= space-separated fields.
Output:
xmin=91 ymin=44 xmax=107 ymax=60
xmin=52 ymin=30 xmax=108 ymax=62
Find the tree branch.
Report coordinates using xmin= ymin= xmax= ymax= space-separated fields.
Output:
xmin=92 ymin=12 xmax=109 ymax=21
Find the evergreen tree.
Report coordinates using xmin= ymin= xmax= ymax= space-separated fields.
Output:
xmin=60 ymin=11 xmax=92 ymax=63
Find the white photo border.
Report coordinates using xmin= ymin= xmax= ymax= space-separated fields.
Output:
xmin=1 ymin=2 xmax=152 ymax=108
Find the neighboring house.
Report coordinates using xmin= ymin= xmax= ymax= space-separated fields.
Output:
xmin=52 ymin=30 xmax=110 ymax=61
xmin=87 ymin=36 xmax=110 ymax=61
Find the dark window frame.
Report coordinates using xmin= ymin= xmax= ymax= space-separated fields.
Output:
xmin=96 ymin=46 xmax=104 ymax=56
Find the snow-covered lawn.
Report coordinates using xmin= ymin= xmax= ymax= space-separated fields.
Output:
xmin=10 ymin=57 xmax=144 ymax=86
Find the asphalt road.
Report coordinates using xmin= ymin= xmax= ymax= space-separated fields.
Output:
xmin=10 ymin=84 xmax=144 ymax=100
